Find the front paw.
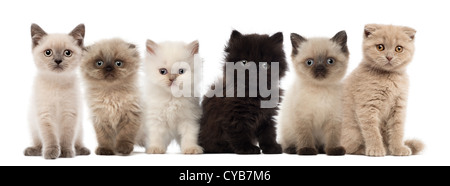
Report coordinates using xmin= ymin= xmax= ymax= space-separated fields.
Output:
xmin=44 ymin=146 xmax=60 ymax=159
xmin=235 ymin=145 xmax=261 ymax=154
xmin=298 ymin=147 xmax=318 ymax=155
xmin=365 ymin=146 xmax=386 ymax=157
xmin=262 ymin=144 xmax=282 ymax=154
xmin=116 ymin=141 xmax=134 ymax=155
xmin=95 ymin=147 xmax=115 ymax=155
xmin=146 ymin=146 xmax=166 ymax=154
xmin=60 ymin=148 xmax=75 ymax=158
xmin=390 ymin=145 xmax=411 ymax=156
xmin=325 ymin=146 xmax=346 ymax=156
xmin=182 ymin=145 xmax=203 ymax=154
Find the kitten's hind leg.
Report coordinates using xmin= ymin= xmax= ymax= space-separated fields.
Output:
xmin=283 ymin=145 xmax=297 ymax=154
xmin=341 ymin=109 xmax=364 ymax=154
xmin=225 ymin=120 xmax=261 ymax=154
xmin=24 ymin=127 xmax=42 ymax=156
xmin=257 ymin=120 xmax=282 ymax=154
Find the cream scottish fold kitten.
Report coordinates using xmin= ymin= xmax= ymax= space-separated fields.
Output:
xmin=341 ymin=24 xmax=424 ymax=156
xmin=24 ymin=24 xmax=90 ymax=159
xmin=143 ymin=40 xmax=203 ymax=154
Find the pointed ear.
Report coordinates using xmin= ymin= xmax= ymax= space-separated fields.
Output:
xmin=146 ymin=39 xmax=158 ymax=55
xmin=69 ymin=24 xmax=85 ymax=47
xmin=402 ymin=26 xmax=416 ymax=40
xmin=270 ymin=32 xmax=283 ymax=44
xmin=230 ymin=30 xmax=242 ymax=41
xmin=187 ymin=40 xmax=199 ymax=55
xmin=364 ymin=24 xmax=378 ymax=38
xmin=31 ymin=23 xmax=47 ymax=48
xmin=331 ymin=30 xmax=348 ymax=54
xmin=290 ymin=33 xmax=306 ymax=56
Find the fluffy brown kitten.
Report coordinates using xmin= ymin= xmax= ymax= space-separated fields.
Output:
xmin=341 ymin=24 xmax=424 ymax=156
xmin=81 ymin=38 xmax=142 ymax=155
xmin=279 ymin=31 xmax=348 ymax=155
xmin=25 ymin=23 xmax=90 ymax=159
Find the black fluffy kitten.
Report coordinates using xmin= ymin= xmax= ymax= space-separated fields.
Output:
xmin=199 ymin=30 xmax=288 ymax=154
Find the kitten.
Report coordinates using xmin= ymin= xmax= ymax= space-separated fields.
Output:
xmin=24 ymin=23 xmax=90 ymax=159
xmin=341 ymin=24 xmax=424 ymax=156
xmin=81 ymin=38 xmax=142 ymax=155
xmin=279 ymin=31 xmax=348 ymax=155
xmin=199 ymin=30 xmax=288 ymax=154
xmin=142 ymin=40 xmax=203 ymax=154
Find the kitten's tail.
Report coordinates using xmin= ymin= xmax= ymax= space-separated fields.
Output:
xmin=405 ymin=139 xmax=424 ymax=155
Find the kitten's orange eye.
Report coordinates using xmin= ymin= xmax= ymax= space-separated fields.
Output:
xmin=159 ymin=68 xmax=168 ymax=75
xmin=376 ymin=44 xmax=385 ymax=51
xmin=44 ymin=49 xmax=52 ymax=57
xmin=395 ymin=46 xmax=403 ymax=53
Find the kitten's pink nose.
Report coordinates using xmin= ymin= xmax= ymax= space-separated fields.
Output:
xmin=386 ymin=56 xmax=393 ymax=61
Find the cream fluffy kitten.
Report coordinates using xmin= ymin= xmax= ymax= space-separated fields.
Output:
xmin=341 ymin=24 xmax=424 ymax=156
xmin=142 ymin=40 xmax=203 ymax=154
xmin=279 ymin=31 xmax=349 ymax=155
xmin=24 ymin=24 xmax=90 ymax=159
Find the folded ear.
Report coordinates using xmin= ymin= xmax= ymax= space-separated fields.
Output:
xmin=402 ymin=26 xmax=416 ymax=40
xmin=69 ymin=24 xmax=85 ymax=47
xmin=270 ymin=32 xmax=283 ymax=44
xmin=364 ymin=24 xmax=379 ymax=38
xmin=146 ymin=39 xmax=158 ymax=55
xmin=31 ymin=23 xmax=47 ymax=48
xmin=290 ymin=33 xmax=306 ymax=56
xmin=331 ymin=30 xmax=349 ymax=54
xmin=187 ymin=40 xmax=199 ymax=55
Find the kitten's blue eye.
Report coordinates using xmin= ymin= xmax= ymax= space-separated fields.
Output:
xmin=96 ymin=61 xmax=104 ymax=67
xmin=306 ymin=59 xmax=314 ymax=66
xmin=327 ymin=58 xmax=335 ymax=65
xmin=160 ymin=68 xmax=168 ymax=75
xmin=64 ymin=50 xmax=72 ymax=57
xmin=179 ymin=68 xmax=185 ymax=74
xmin=115 ymin=61 xmax=123 ymax=67
xmin=44 ymin=49 xmax=52 ymax=57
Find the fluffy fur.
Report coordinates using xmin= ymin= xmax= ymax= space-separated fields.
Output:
xmin=199 ymin=30 xmax=288 ymax=154
xmin=341 ymin=24 xmax=424 ymax=156
xmin=24 ymin=23 xmax=90 ymax=159
xmin=142 ymin=40 xmax=203 ymax=154
xmin=81 ymin=38 xmax=142 ymax=155
xmin=279 ymin=31 xmax=349 ymax=155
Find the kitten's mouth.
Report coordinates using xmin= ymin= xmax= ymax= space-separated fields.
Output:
xmin=104 ymin=74 xmax=115 ymax=80
xmin=52 ymin=65 xmax=64 ymax=72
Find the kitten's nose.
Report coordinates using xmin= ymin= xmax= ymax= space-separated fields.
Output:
xmin=105 ymin=65 xmax=113 ymax=72
xmin=386 ymin=56 xmax=393 ymax=61
xmin=169 ymin=74 xmax=176 ymax=81
xmin=54 ymin=59 xmax=62 ymax=64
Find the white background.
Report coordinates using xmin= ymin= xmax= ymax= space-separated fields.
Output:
xmin=0 ymin=0 xmax=449 ymax=166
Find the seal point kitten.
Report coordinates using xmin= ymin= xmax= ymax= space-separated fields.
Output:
xmin=341 ymin=24 xmax=424 ymax=156
xmin=279 ymin=31 xmax=349 ymax=155
xmin=81 ymin=38 xmax=142 ymax=155
xmin=24 ymin=23 xmax=90 ymax=159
